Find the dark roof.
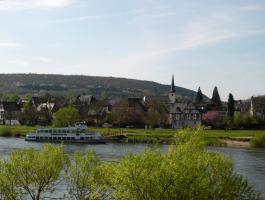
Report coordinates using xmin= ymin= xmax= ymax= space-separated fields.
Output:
xmin=31 ymin=96 xmax=47 ymax=106
xmin=1 ymin=102 xmax=22 ymax=112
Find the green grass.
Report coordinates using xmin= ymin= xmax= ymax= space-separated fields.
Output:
xmin=0 ymin=125 xmax=37 ymax=137
xmin=91 ymin=127 xmax=265 ymax=145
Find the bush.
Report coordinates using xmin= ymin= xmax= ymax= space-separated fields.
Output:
xmin=251 ymin=135 xmax=265 ymax=148
xmin=0 ymin=127 xmax=12 ymax=137
xmin=98 ymin=128 xmax=261 ymax=200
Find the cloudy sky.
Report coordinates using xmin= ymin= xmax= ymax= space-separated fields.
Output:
xmin=0 ymin=0 xmax=264 ymax=100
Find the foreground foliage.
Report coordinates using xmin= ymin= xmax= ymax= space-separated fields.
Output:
xmin=101 ymin=128 xmax=260 ymax=200
xmin=0 ymin=128 xmax=261 ymax=200
xmin=0 ymin=144 xmax=69 ymax=200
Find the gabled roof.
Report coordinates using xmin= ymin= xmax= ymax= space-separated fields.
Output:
xmin=31 ymin=96 xmax=47 ymax=106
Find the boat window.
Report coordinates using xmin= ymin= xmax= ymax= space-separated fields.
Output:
xmin=71 ymin=137 xmax=75 ymax=140
xmin=67 ymin=137 xmax=70 ymax=140
xmin=49 ymin=130 xmax=52 ymax=133
xmin=44 ymin=137 xmax=48 ymax=140
xmin=63 ymin=130 xmax=66 ymax=133
xmin=45 ymin=130 xmax=49 ymax=133
xmin=49 ymin=137 xmax=52 ymax=140
xmin=80 ymin=137 xmax=84 ymax=140
xmin=58 ymin=137 xmax=61 ymax=140
xmin=36 ymin=136 xmax=39 ymax=140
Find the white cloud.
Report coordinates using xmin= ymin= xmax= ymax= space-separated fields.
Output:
xmin=0 ymin=41 xmax=19 ymax=48
xmin=0 ymin=0 xmax=72 ymax=10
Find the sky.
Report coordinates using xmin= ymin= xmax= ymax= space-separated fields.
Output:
xmin=0 ymin=0 xmax=265 ymax=100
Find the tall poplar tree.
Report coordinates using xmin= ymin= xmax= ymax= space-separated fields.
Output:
xmin=211 ymin=86 xmax=222 ymax=107
xmin=195 ymin=87 xmax=203 ymax=103
xmin=228 ymin=93 xmax=235 ymax=117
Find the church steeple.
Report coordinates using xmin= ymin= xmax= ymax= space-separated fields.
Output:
xmin=170 ymin=75 xmax=176 ymax=93
xmin=169 ymin=75 xmax=176 ymax=104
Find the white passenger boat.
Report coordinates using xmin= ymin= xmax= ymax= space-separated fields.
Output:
xmin=25 ymin=124 xmax=105 ymax=144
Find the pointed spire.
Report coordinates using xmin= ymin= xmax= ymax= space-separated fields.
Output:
xmin=170 ymin=74 xmax=176 ymax=93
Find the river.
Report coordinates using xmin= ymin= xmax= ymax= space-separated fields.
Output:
xmin=0 ymin=137 xmax=264 ymax=199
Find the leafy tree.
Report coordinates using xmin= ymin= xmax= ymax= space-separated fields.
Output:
xmin=67 ymin=149 xmax=105 ymax=200
xmin=100 ymin=128 xmax=260 ymax=200
xmin=146 ymin=99 xmax=168 ymax=128
xmin=53 ymin=106 xmax=80 ymax=127
xmin=111 ymin=101 xmax=128 ymax=129
xmin=211 ymin=86 xmax=222 ymax=108
xmin=20 ymin=102 xmax=39 ymax=126
xmin=195 ymin=87 xmax=203 ymax=103
xmin=0 ymin=144 xmax=69 ymax=200
xmin=0 ymin=161 xmax=19 ymax=200
xmin=228 ymin=93 xmax=235 ymax=117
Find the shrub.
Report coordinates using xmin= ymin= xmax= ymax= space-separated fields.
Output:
xmin=0 ymin=127 xmax=12 ymax=137
xmin=98 ymin=128 xmax=260 ymax=200
xmin=251 ymin=135 xmax=265 ymax=148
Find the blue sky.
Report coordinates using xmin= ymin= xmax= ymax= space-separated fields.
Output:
xmin=0 ymin=0 xmax=265 ymax=100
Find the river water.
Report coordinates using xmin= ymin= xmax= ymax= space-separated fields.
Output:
xmin=0 ymin=137 xmax=264 ymax=199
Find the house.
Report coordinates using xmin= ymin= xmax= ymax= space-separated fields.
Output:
xmin=250 ymin=96 xmax=265 ymax=119
xmin=0 ymin=101 xmax=22 ymax=125
xmin=77 ymin=94 xmax=96 ymax=105
xmin=167 ymin=75 xmax=201 ymax=129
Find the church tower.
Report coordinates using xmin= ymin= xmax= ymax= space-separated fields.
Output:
xmin=169 ymin=75 xmax=176 ymax=104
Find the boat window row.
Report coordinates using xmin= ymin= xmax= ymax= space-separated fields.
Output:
xmin=36 ymin=136 xmax=95 ymax=141
xmin=37 ymin=129 xmax=84 ymax=134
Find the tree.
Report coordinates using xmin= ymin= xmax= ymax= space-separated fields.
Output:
xmin=100 ymin=128 xmax=260 ymax=200
xmin=20 ymin=102 xmax=39 ymax=126
xmin=0 ymin=144 xmax=69 ymax=200
xmin=53 ymin=106 xmax=80 ymax=127
xmin=146 ymin=99 xmax=168 ymax=128
xmin=67 ymin=150 xmax=103 ymax=200
xmin=111 ymin=101 xmax=128 ymax=129
xmin=195 ymin=87 xmax=203 ymax=103
xmin=228 ymin=93 xmax=235 ymax=117
xmin=211 ymin=86 xmax=222 ymax=108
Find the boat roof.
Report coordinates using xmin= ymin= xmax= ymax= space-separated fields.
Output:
xmin=37 ymin=126 xmax=87 ymax=131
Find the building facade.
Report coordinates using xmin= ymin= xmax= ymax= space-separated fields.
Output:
xmin=167 ymin=75 xmax=201 ymax=129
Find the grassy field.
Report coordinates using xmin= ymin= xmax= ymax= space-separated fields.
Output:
xmin=1 ymin=125 xmax=265 ymax=147
xmin=90 ymin=127 xmax=265 ymax=145
xmin=0 ymin=125 xmax=37 ymax=137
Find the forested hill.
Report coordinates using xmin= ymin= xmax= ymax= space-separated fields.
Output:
xmin=0 ymin=73 xmax=199 ymax=99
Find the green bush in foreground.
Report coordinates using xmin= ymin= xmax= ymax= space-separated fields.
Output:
xmin=251 ymin=135 xmax=265 ymax=148
xmin=102 ymin=128 xmax=260 ymax=200
xmin=0 ymin=127 xmax=12 ymax=137
xmin=0 ymin=144 xmax=69 ymax=200
xmin=0 ymin=128 xmax=261 ymax=200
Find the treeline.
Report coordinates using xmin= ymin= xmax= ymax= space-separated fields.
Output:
xmin=0 ymin=129 xmax=260 ymax=200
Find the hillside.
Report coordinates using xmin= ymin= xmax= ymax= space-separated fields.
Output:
xmin=0 ymin=73 xmax=200 ymax=99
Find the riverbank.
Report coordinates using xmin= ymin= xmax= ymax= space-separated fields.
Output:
xmin=91 ymin=127 xmax=265 ymax=147
xmin=1 ymin=125 xmax=265 ymax=147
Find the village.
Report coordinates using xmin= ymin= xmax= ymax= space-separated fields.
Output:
xmin=0 ymin=75 xmax=264 ymax=130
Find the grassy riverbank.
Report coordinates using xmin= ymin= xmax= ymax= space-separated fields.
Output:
xmin=0 ymin=125 xmax=37 ymax=137
xmin=1 ymin=125 xmax=265 ymax=147
xmin=91 ymin=127 xmax=265 ymax=146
